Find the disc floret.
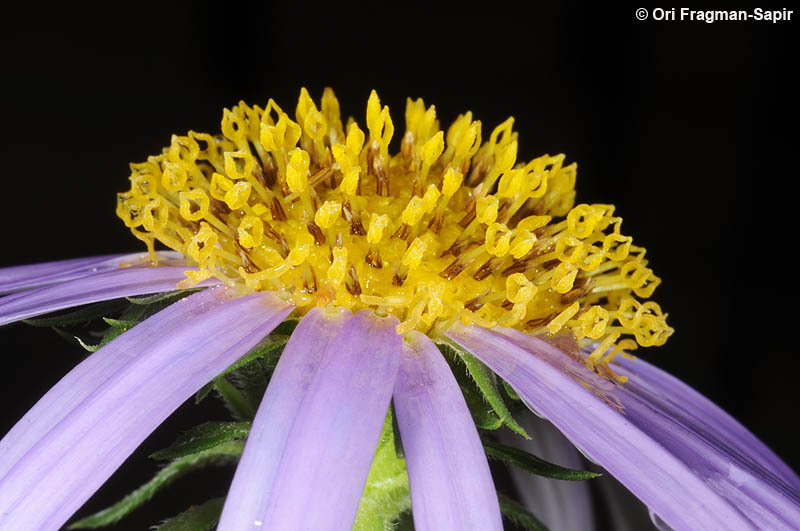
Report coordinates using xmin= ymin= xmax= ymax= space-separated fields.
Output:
xmin=117 ymin=87 xmax=673 ymax=377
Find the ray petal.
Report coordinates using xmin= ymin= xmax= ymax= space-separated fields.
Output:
xmin=217 ymin=306 xmax=351 ymax=530
xmin=0 ymin=289 xmax=292 ymax=530
xmin=447 ymin=324 xmax=800 ymax=530
xmin=0 ymin=265 xmax=218 ymax=326
xmin=0 ymin=251 xmax=184 ymax=295
xmin=261 ymin=310 xmax=402 ymax=530
xmin=393 ymin=331 xmax=502 ymax=530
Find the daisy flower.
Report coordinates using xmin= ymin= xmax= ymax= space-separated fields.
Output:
xmin=1 ymin=88 xmax=798 ymax=530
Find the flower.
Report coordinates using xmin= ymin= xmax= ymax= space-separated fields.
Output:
xmin=0 ymin=88 xmax=797 ymax=530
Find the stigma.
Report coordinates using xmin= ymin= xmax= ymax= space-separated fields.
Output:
xmin=117 ymin=87 xmax=673 ymax=376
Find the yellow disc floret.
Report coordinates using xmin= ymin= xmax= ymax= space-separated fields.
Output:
xmin=117 ymin=87 xmax=674 ymax=379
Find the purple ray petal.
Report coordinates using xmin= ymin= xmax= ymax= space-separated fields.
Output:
xmin=447 ymin=324 xmax=800 ymax=530
xmin=217 ymin=306 xmax=351 ymax=531
xmin=260 ymin=310 xmax=402 ymax=530
xmin=0 ymin=251 xmax=185 ymax=295
xmin=393 ymin=331 xmax=502 ymax=531
xmin=0 ymin=287 xmax=233 ymax=480
xmin=0 ymin=265 xmax=219 ymax=326
xmin=612 ymin=354 xmax=800 ymax=491
xmin=0 ymin=289 xmax=292 ymax=530
xmin=497 ymin=414 xmax=596 ymax=531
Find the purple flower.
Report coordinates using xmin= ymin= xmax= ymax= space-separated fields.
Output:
xmin=1 ymin=88 xmax=798 ymax=530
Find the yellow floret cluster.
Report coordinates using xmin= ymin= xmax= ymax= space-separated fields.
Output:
xmin=116 ymin=87 xmax=673 ymax=375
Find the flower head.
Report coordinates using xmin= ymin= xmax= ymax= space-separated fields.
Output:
xmin=0 ymin=88 xmax=796 ymax=531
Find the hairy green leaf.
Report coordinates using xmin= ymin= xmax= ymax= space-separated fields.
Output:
xmin=482 ymin=438 xmax=599 ymax=480
xmin=126 ymin=289 xmax=202 ymax=306
xmin=438 ymin=341 xmax=529 ymax=438
xmin=155 ymin=497 xmax=225 ymax=531
xmin=498 ymin=492 xmax=548 ymax=531
xmin=150 ymin=422 xmax=251 ymax=460
xmin=353 ymin=408 xmax=411 ymax=531
xmin=68 ymin=442 xmax=243 ymax=529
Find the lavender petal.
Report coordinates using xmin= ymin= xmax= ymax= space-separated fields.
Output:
xmin=217 ymin=306 xmax=350 ymax=531
xmin=497 ymin=414 xmax=596 ymax=531
xmin=393 ymin=331 xmax=502 ymax=531
xmin=0 ymin=265 xmax=218 ymax=326
xmin=261 ymin=310 xmax=402 ymax=530
xmin=447 ymin=324 xmax=800 ymax=530
xmin=613 ymin=354 xmax=800 ymax=491
xmin=0 ymin=251 xmax=184 ymax=295
xmin=0 ymin=290 xmax=292 ymax=530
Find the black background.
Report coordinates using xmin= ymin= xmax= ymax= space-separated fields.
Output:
xmin=1 ymin=1 xmax=797 ymax=528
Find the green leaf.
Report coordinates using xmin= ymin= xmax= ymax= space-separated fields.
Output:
xmin=213 ymin=377 xmax=256 ymax=420
xmin=68 ymin=442 xmax=243 ymax=529
xmin=438 ymin=340 xmax=529 ymax=438
xmin=497 ymin=492 xmax=548 ymax=531
xmin=150 ymin=421 xmax=251 ymax=460
xmin=126 ymin=289 xmax=202 ymax=306
xmin=155 ymin=497 xmax=225 ymax=531
xmin=502 ymin=379 xmax=521 ymax=401
xmin=271 ymin=317 xmax=299 ymax=336
xmin=216 ymin=334 xmax=290 ymax=380
xmin=482 ymin=438 xmax=599 ymax=480
xmin=353 ymin=408 xmax=411 ymax=531
xmin=22 ymin=299 xmax=128 ymax=327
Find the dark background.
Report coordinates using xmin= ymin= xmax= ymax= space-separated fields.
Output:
xmin=1 ymin=1 xmax=797 ymax=528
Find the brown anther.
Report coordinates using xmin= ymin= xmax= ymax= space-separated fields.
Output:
xmin=309 ymin=166 xmax=335 ymax=189
xmin=458 ymin=204 xmax=477 ymax=228
xmin=261 ymin=154 xmax=278 ymax=188
xmin=269 ymin=196 xmax=287 ymax=222
xmin=393 ymin=264 xmax=408 ymax=286
xmin=392 ymin=223 xmax=411 ymax=241
xmin=443 ymin=238 xmax=476 ymax=258
xmin=306 ymin=221 xmax=326 ymax=245
xmin=278 ymin=233 xmax=290 ymax=258
xmin=345 ymin=266 xmax=362 ymax=296
xmin=209 ymin=198 xmax=231 ymax=217
xmin=252 ymin=158 xmax=269 ymax=188
xmin=495 ymin=198 xmax=512 ymax=224
xmin=525 ymin=312 xmax=557 ymax=329
xmin=542 ymin=259 xmax=561 ymax=271
xmin=473 ymin=256 xmax=504 ymax=281
xmin=560 ymin=277 xmax=593 ymax=304
xmin=365 ymin=248 xmax=383 ymax=268
xmin=466 ymin=154 xmax=489 ymax=186
xmin=440 ymin=259 xmax=467 ymax=280
xmin=464 ymin=292 xmax=488 ymax=312
xmin=428 ymin=210 xmax=444 ymax=234
xmin=501 ymin=299 xmax=513 ymax=310
xmin=342 ymin=200 xmax=366 ymax=235
xmin=374 ymin=159 xmax=390 ymax=196
xmin=236 ymin=245 xmax=257 ymax=274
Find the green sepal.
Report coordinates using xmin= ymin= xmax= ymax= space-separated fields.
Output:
xmin=482 ymin=437 xmax=600 ymax=480
xmin=497 ymin=492 xmax=548 ymax=531
xmin=271 ymin=317 xmax=300 ymax=336
xmin=68 ymin=442 xmax=243 ymax=529
xmin=353 ymin=408 xmax=411 ymax=531
xmin=438 ymin=340 xmax=529 ymax=438
xmin=150 ymin=421 xmax=251 ymax=461
xmin=21 ymin=299 xmax=128 ymax=327
xmin=154 ymin=497 xmax=225 ymax=531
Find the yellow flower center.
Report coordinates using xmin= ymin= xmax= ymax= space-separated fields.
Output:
xmin=117 ymin=87 xmax=673 ymax=376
